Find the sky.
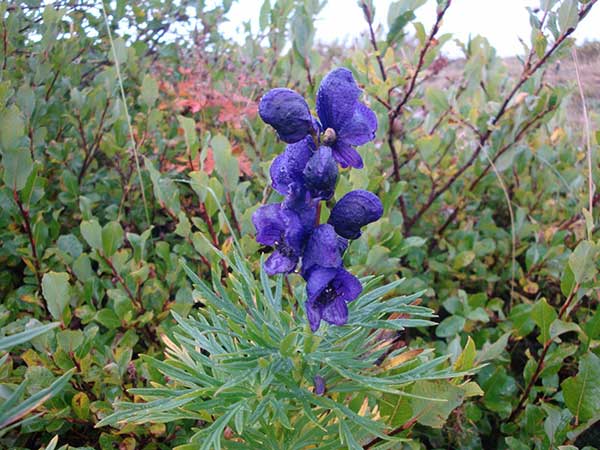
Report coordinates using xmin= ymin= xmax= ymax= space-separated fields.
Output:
xmin=218 ymin=0 xmax=600 ymax=58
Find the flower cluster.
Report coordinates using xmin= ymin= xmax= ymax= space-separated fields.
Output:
xmin=252 ymin=68 xmax=383 ymax=332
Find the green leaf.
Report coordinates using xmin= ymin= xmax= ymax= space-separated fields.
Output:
xmin=531 ymin=298 xmax=557 ymax=344
xmin=102 ymin=221 xmax=124 ymax=257
xmin=561 ymin=352 xmax=600 ymax=423
xmin=436 ymin=315 xmax=465 ymax=338
xmin=42 ymin=272 xmax=71 ymax=321
xmin=57 ymin=234 xmax=83 ymax=259
xmin=0 ymin=322 xmax=59 ymax=352
xmin=95 ymin=309 xmax=121 ymax=329
xmin=145 ymin=156 xmax=181 ymax=215
xmin=140 ymin=74 xmax=159 ymax=108
xmin=71 ymin=392 xmax=90 ymax=420
xmin=453 ymin=250 xmax=476 ymax=270
xmin=568 ymin=240 xmax=597 ymax=284
xmin=178 ymin=115 xmax=199 ymax=158
xmin=56 ymin=329 xmax=84 ymax=353
xmin=0 ymin=369 xmax=74 ymax=429
xmin=80 ymin=219 xmax=103 ymax=251
xmin=558 ymin=0 xmax=578 ymax=32
xmin=0 ymin=104 xmax=25 ymax=151
xmin=411 ymin=380 xmax=465 ymax=428
xmin=211 ymin=134 xmax=238 ymax=191
xmin=454 ymin=336 xmax=476 ymax=371
xmin=425 ymin=87 xmax=449 ymax=114
xmin=2 ymin=148 xmax=33 ymax=192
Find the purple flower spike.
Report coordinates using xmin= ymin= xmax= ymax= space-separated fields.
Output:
xmin=305 ymin=267 xmax=362 ymax=331
xmin=252 ymin=204 xmax=305 ymax=275
xmin=316 ymin=68 xmax=377 ymax=169
xmin=270 ymin=137 xmax=315 ymax=195
xmin=301 ymin=224 xmax=346 ymax=278
xmin=328 ymin=190 xmax=383 ymax=240
xmin=303 ymin=146 xmax=338 ymax=201
xmin=259 ymin=88 xmax=315 ymax=144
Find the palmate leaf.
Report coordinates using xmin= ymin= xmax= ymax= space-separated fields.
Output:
xmin=101 ymin=235 xmax=469 ymax=448
xmin=0 ymin=368 xmax=74 ymax=432
xmin=0 ymin=322 xmax=60 ymax=352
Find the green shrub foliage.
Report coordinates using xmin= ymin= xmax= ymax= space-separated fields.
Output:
xmin=1 ymin=0 xmax=599 ymax=449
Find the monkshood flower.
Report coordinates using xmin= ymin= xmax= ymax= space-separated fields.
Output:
xmin=252 ymin=203 xmax=306 ymax=275
xmin=258 ymin=88 xmax=316 ymax=143
xmin=316 ymin=68 xmax=377 ymax=169
xmin=303 ymin=147 xmax=338 ymax=201
xmin=301 ymin=224 xmax=346 ymax=278
xmin=258 ymin=68 xmax=377 ymax=169
xmin=328 ymin=190 xmax=383 ymax=240
xmin=270 ymin=137 xmax=314 ymax=195
xmin=305 ymin=266 xmax=362 ymax=332
xmin=255 ymin=67 xmax=383 ymax=333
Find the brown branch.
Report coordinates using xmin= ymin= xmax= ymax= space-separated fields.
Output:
xmin=403 ymin=1 xmax=596 ymax=233
xmin=390 ymin=0 xmax=451 ymax=119
xmin=361 ymin=1 xmax=387 ymax=82
xmin=226 ymin=192 xmax=242 ymax=235
xmin=388 ymin=0 xmax=451 ymax=187
xmin=13 ymin=189 xmax=43 ymax=293
xmin=507 ymin=282 xmax=581 ymax=423
xmin=100 ymin=253 xmax=144 ymax=313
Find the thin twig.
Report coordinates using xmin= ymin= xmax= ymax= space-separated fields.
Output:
xmin=403 ymin=2 xmax=596 ymax=233
xmin=507 ymin=282 xmax=581 ymax=422
xmin=13 ymin=190 xmax=43 ymax=293
xmin=360 ymin=1 xmax=386 ymax=82
xmin=100 ymin=0 xmax=151 ymax=226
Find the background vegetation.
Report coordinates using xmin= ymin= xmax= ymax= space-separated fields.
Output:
xmin=1 ymin=0 xmax=599 ymax=448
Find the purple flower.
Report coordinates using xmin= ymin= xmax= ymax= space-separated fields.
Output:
xmin=258 ymin=88 xmax=315 ymax=143
xmin=313 ymin=375 xmax=326 ymax=395
xmin=258 ymin=68 xmax=377 ymax=169
xmin=252 ymin=203 xmax=306 ymax=275
xmin=316 ymin=68 xmax=377 ymax=169
xmin=301 ymin=224 xmax=347 ymax=278
xmin=305 ymin=266 xmax=362 ymax=331
xmin=282 ymin=182 xmax=317 ymax=231
xmin=303 ymin=146 xmax=338 ymax=201
xmin=270 ymin=137 xmax=315 ymax=195
xmin=328 ymin=190 xmax=383 ymax=240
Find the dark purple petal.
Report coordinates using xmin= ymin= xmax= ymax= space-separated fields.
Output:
xmin=338 ymin=102 xmax=377 ymax=146
xmin=252 ymin=204 xmax=285 ymax=246
xmin=281 ymin=209 xmax=306 ymax=253
xmin=259 ymin=88 xmax=314 ymax=143
xmin=331 ymin=141 xmax=363 ymax=169
xmin=306 ymin=300 xmax=323 ymax=332
xmin=282 ymin=182 xmax=317 ymax=231
xmin=321 ymin=297 xmax=348 ymax=326
xmin=316 ymin=68 xmax=361 ymax=132
xmin=264 ymin=250 xmax=298 ymax=275
xmin=303 ymin=146 xmax=338 ymax=200
xmin=301 ymin=225 xmax=343 ymax=278
xmin=304 ymin=267 xmax=362 ymax=331
xmin=328 ymin=190 xmax=383 ymax=239
xmin=329 ymin=268 xmax=362 ymax=303
xmin=270 ymin=137 xmax=314 ymax=194
xmin=306 ymin=267 xmax=338 ymax=303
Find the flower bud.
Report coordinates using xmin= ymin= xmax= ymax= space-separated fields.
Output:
xmin=328 ymin=190 xmax=383 ymax=239
xmin=303 ymin=146 xmax=338 ymax=200
xmin=259 ymin=88 xmax=314 ymax=143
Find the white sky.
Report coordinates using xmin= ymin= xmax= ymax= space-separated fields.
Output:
xmin=220 ymin=0 xmax=600 ymax=57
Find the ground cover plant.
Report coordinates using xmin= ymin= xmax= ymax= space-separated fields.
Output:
xmin=1 ymin=0 xmax=599 ymax=449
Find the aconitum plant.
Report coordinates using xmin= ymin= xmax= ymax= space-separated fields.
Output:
xmin=253 ymin=68 xmax=383 ymax=331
